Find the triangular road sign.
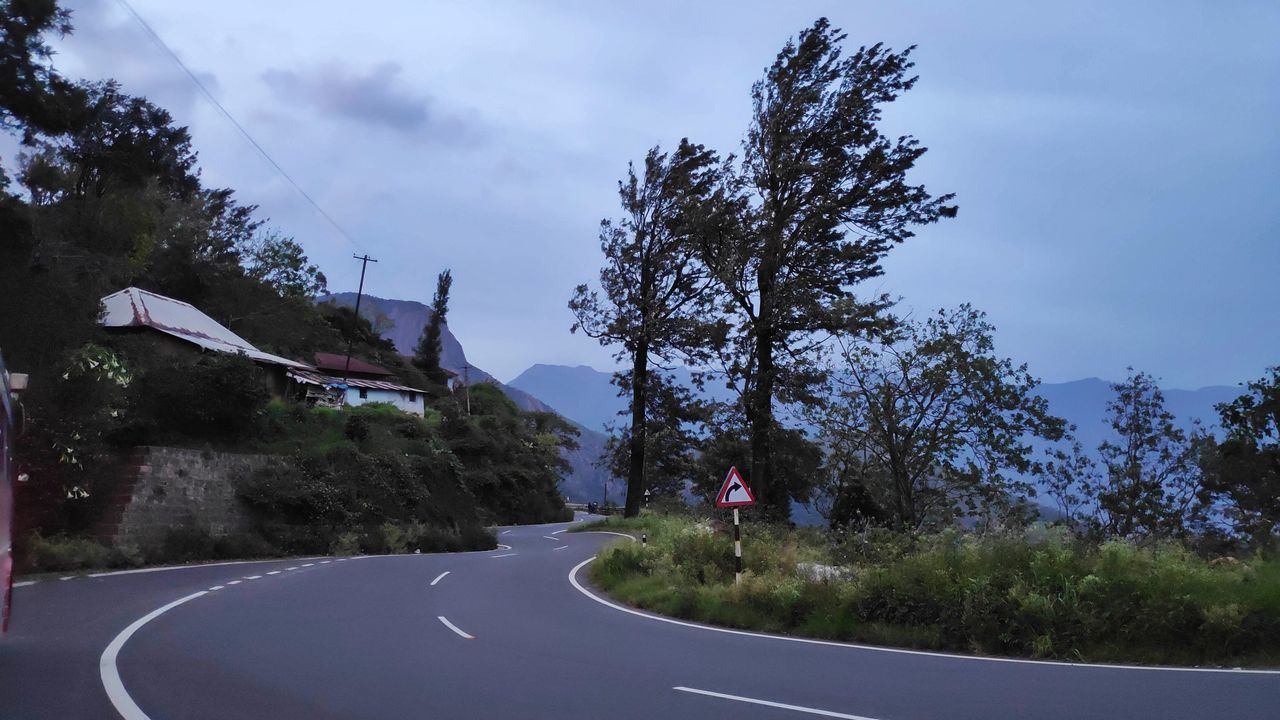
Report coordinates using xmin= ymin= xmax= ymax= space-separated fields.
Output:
xmin=715 ymin=466 xmax=756 ymax=508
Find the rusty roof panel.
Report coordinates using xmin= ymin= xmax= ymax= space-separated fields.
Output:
xmin=100 ymin=288 xmax=312 ymax=370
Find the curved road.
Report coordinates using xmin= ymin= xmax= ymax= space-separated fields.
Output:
xmin=2 ymin=515 xmax=1277 ymax=719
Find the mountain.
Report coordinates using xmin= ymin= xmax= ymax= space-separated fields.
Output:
xmin=509 ymin=365 xmax=623 ymax=431
xmin=1031 ymin=378 xmax=1239 ymax=453
xmin=508 ymin=364 xmax=740 ymax=433
xmin=318 ymin=293 xmax=617 ymax=502
xmin=509 ymin=363 xmax=1240 ymax=443
xmin=320 ymin=293 xmax=472 ymax=376
xmin=506 ymin=362 xmax=1247 ymax=514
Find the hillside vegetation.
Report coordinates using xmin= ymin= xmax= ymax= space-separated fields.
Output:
xmin=582 ymin=514 xmax=1280 ymax=667
xmin=0 ymin=5 xmax=574 ymax=571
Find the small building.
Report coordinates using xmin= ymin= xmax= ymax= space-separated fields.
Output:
xmin=100 ymin=287 xmax=310 ymax=395
xmin=287 ymin=368 xmax=428 ymax=416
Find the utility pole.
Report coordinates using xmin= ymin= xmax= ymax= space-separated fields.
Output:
xmin=461 ymin=363 xmax=472 ymax=416
xmin=342 ymin=254 xmax=378 ymax=391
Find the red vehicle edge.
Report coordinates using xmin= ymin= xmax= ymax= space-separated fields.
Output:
xmin=1 ymin=349 xmax=21 ymax=633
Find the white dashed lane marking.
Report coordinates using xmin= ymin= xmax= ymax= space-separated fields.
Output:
xmin=437 ymin=616 xmax=474 ymax=640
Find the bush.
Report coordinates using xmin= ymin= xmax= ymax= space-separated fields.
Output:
xmin=587 ymin=514 xmax=1280 ymax=666
xmin=17 ymin=533 xmax=120 ymax=573
xmin=126 ymin=352 xmax=269 ymax=445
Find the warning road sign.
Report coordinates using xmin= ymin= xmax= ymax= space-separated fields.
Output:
xmin=715 ymin=466 xmax=756 ymax=508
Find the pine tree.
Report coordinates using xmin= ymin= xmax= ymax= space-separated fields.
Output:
xmin=703 ymin=19 xmax=956 ymax=520
xmin=413 ymin=269 xmax=453 ymax=387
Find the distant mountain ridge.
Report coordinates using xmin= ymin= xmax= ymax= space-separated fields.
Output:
xmin=508 ymin=363 xmax=1244 ymax=513
xmin=510 ymin=363 xmax=1240 ymax=440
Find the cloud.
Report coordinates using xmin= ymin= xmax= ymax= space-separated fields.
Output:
xmin=261 ymin=61 xmax=477 ymax=141
xmin=55 ymin=0 xmax=223 ymax=111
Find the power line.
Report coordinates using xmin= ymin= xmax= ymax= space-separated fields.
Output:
xmin=114 ymin=0 xmax=365 ymax=252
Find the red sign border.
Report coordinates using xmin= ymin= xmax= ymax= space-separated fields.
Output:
xmin=715 ymin=466 xmax=756 ymax=508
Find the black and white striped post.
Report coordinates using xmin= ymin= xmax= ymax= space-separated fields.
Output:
xmin=733 ymin=507 xmax=743 ymax=585
xmin=715 ymin=466 xmax=755 ymax=586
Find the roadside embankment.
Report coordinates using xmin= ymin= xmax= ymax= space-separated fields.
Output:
xmin=577 ymin=514 xmax=1280 ymax=667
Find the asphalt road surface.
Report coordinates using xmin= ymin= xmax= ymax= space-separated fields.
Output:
xmin=2 ymin=514 xmax=1277 ymax=719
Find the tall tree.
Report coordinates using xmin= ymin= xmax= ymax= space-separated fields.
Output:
xmin=1046 ymin=370 xmax=1205 ymax=540
xmin=1199 ymin=367 xmax=1280 ymax=548
xmin=702 ymin=19 xmax=957 ymax=520
xmin=0 ymin=0 xmax=81 ymax=138
xmin=817 ymin=306 xmax=1063 ymax=531
xmin=241 ymin=229 xmax=328 ymax=299
xmin=602 ymin=370 xmax=705 ymax=501
xmin=1096 ymin=371 xmax=1203 ymax=539
xmin=413 ymin=269 xmax=453 ymax=386
xmin=569 ymin=140 xmax=725 ymax=517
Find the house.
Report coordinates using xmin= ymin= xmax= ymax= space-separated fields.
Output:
xmin=100 ymin=288 xmax=432 ymax=416
xmin=100 ymin=287 xmax=309 ymax=396
xmin=286 ymin=367 xmax=427 ymax=416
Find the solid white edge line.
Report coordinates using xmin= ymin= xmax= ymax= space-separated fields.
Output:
xmin=101 ymin=591 xmax=207 ymax=720
xmin=430 ymin=571 xmax=450 ymax=586
xmin=580 ymin=530 xmax=637 ymax=542
xmin=496 ymin=544 xmax=512 ymax=550
xmin=567 ymin=556 xmax=1280 ymax=676
xmin=437 ymin=615 xmax=474 ymax=639
xmin=85 ymin=556 xmax=329 ymax=579
xmin=674 ymin=686 xmax=877 ymax=720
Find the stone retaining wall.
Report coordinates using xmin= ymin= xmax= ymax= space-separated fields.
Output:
xmin=112 ymin=446 xmax=278 ymax=547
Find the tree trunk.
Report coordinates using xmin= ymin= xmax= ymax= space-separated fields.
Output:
xmin=624 ymin=344 xmax=649 ymax=518
xmin=750 ymin=276 xmax=788 ymax=522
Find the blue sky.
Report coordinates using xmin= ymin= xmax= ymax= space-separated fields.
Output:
xmin=27 ymin=1 xmax=1280 ymax=388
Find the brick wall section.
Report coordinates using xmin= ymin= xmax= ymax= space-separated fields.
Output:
xmin=110 ymin=446 xmax=279 ymax=546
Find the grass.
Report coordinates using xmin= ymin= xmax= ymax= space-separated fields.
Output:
xmin=582 ymin=513 xmax=1280 ymax=667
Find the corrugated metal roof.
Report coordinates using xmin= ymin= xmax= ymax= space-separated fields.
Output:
xmin=287 ymin=369 xmax=427 ymax=394
xmin=312 ymin=352 xmax=392 ymax=376
xmin=100 ymin=287 xmax=311 ymax=370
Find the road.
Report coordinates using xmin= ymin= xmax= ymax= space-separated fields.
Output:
xmin=2 ymin=515 xmax=1277 ymax=719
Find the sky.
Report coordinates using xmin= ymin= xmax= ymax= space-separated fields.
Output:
xmin=22 ymin=0 xmax=1280 ymax=388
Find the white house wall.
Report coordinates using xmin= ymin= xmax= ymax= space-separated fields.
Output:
xmin=343 ymin=387 xmax=425 ymax=416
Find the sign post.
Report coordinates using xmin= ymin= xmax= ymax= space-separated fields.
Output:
xmin=714 ymin=466 xmax=756 ymax=584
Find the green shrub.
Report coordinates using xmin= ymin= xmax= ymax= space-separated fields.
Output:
xmin=18 ymin=532 xmax=118 ymax=573
xmin=330 ymin=531 xmax=360 ymax=556
xmin=588 ymin=514 xmax=1280 ymax=666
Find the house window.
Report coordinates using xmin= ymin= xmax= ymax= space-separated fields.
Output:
xmin=358 ymin=388 xmax=368 ymax=400
xmin=409 ymin=392 xmax=419 ymax=402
